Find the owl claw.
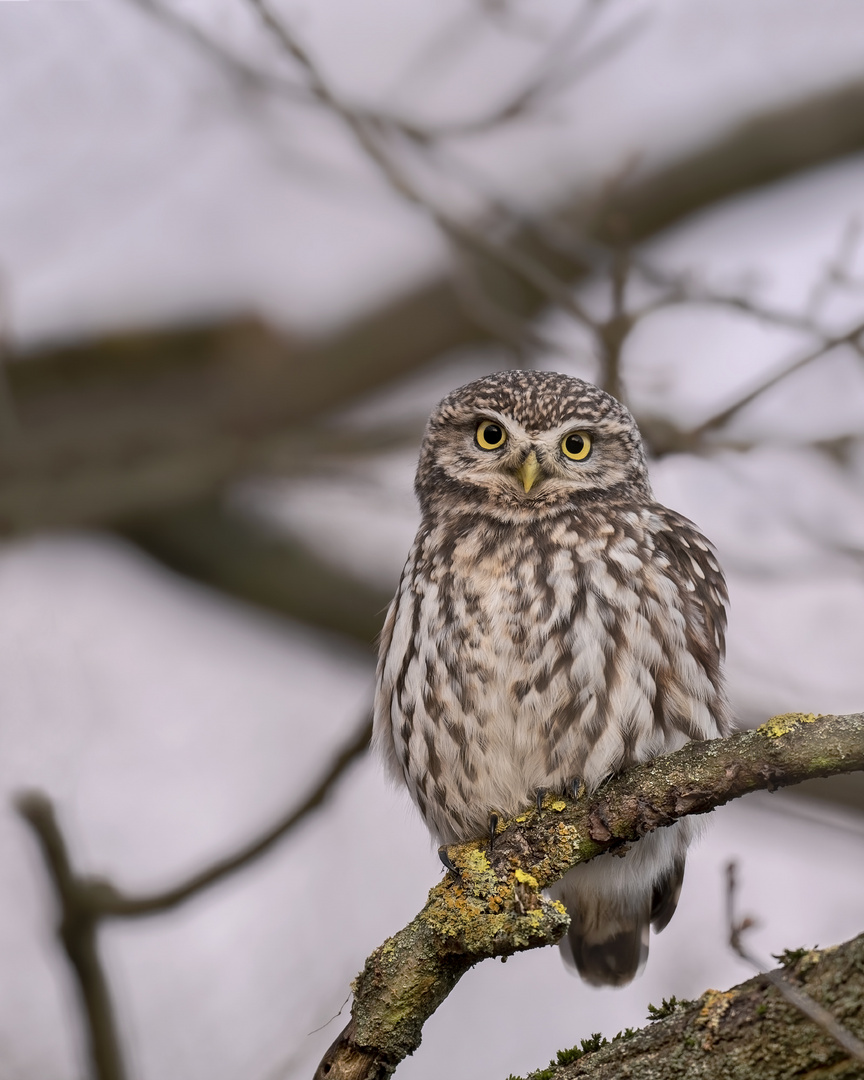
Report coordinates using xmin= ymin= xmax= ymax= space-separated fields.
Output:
xmin=535 ymin=788 xmax=547 ymax=811
xmin=438 ymin=846 xmax=459 ymax=875
xmin=565 ymin=777 xmax=584 ymax=800
xmin=488 ymin=813 xmax=499 ymax=851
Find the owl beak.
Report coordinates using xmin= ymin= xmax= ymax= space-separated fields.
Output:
xmin=517 ymin=451 xmax=542 ymax=493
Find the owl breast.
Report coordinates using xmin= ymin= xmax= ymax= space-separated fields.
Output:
xmin=374 ymin=505 xmax=727 ymax=846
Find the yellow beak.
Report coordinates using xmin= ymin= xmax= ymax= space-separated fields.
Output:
xmin=517 ymin=451 xmax=541 ymax=493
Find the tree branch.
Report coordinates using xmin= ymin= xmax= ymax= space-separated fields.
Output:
xmin=16 ymin=713 xmax=372 ymax=1078
xmin=315 ymin=712 xmax=864 ymax=1080
xmin=512 ymin=932 xmax=864 ymax=1079
xmin=5 ymin=77 xmax=864 ymax=535
xmin=17 ymin=795 xmax=129 ymax=1080
xmin=119 ymin=501 xmax=393 ymax=647
xmin=726 ymin=860 xmax=864 ymax=1064
xmin=688 ymin=317 xmax=864 ymax=440
xmin=99 ymin=713 xmax=372 ymax=917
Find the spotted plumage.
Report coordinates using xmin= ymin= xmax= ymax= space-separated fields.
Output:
xmin=374 ymin=370 xmax=730 ymax=986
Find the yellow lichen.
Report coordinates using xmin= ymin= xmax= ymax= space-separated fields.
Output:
xmin=514 ymin=868 xmax=539 ymax=889
xmin=760 ymin=712 xmax=821 ymax=738
xmin=550 ymin=799 xmax=567 ymax=812
xmin=462 ymin=848 xmax=491 ymax=874
xmin=696 ymin=988 xmax=737 ymax=1050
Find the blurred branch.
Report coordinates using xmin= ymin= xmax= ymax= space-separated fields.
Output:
xmin=690 ymin=317 xmax=864 ymax=439
xmin=125 ymin=0 xmax=314 ymax=104
xmin=808 ymin=217 xmax=864 ymax=317
xmin=17 ymin=795 xmax=129 ymax=1080
xmin=100 ymin=712 xmax=372 ymax=916
xmin=245 ymin=0 xmax=598 ymax=332
xmin=0 ymin=311 xmax=458 ymax=533
xmin=120 ymin=500 xmax=393 ymax=646
xmin=726 ymin=860 xmax=864 ymax=1064
xmin=17 ymin=711 xmax=372 ymax=1076
xmin=20 ymin=712 xmax=371 ymax=919
xmin=403 ymin=2 xmax=650 ymax=139
xmin=131 ymin=0 xmax=637 ymax=143
xmin=6 ymin=75 xmax=864 ymax=534
xmin=316 ymin=711 xmax=864 ymax=1079
xmin=0 ymin=269 xmax=19 ymax=444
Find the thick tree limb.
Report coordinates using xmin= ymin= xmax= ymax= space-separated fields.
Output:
xmin=515 ymin=933 xmax=864 ymax=1080
xmin=315 ymin=712 xmax=864 ymax=1080
xmin=725 ymin=861 xmax=864 ymax=1065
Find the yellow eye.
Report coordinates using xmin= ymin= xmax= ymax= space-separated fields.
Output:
xmin=476 ymin=420 xmax=507 ymax=450
xmin=561 ymin=431 xmax=592 ymax=461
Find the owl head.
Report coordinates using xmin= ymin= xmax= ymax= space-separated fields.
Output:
xmin=415 ymin=370 xmax=652 ymax=520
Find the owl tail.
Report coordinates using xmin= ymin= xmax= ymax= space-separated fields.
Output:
xmin=549 ymin=826 xmax=689 ymax=987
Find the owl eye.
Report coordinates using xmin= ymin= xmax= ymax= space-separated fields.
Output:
xmin=475 ymin=420 xmax=507 ymax=450
xmin=561 ymin=431 xmax=592 ymax=461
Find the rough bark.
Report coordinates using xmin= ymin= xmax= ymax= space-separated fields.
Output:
xmin=516 ymin=935 xmax=864 ymax=1080
xmin=314 ymin=713 xmax=864 ymax=1080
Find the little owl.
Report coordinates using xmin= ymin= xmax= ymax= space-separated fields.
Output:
xmin=373 ymin=370 xmax=730 ymax=986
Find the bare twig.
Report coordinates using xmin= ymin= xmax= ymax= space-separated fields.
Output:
xmin=125 ymin=0 xmax=313 ymax=104
xmin=726 ymin=860 xmax=864 ymax=1065
xmin=410 ymin=2 xmax=650 ymax=139
xmin=17 ymin=712 xmax=372 ymax=1077
xmin=595 ymin=245 xmax=632 ymax=400
xmin=689 ymin=318 xmax=864 ymax=439
xmin=239 ymin=0 xmax=599 ymax=334
xmin=17 ymin=795 xmax=128 ymax=1080
xmin=103 ymin=713 xmax=372 ymax=916
xmin=808 ymin=218 xmax=864 ymax=317
xmin=447 ymin=244 xmax=543 ymax=358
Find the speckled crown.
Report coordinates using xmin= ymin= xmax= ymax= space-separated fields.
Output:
xmin=430 ymin=370 xmax=633 ymax=432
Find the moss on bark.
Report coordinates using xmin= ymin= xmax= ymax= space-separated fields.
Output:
xmin=517 ymin=935 xmax=864 ymax=1079
xmin=315 ymin=713 xmax=864 ymax=1080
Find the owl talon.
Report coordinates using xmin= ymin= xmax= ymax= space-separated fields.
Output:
xmin=535 ymin=788 xmax=547 ymax=811
xmin=438 ymin=846 xmax=459 ymax=875
xmin=488 ymin=813 xmax=499 ymax=851
xmin=565 ymin=777 xmax=584 ymax=800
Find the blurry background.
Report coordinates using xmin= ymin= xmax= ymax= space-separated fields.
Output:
xmin=2 ymin=2 xmax=864 ymax=1078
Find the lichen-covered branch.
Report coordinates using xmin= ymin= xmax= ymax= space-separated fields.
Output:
xmin=512 ymin=934 xmax=864 ymax=1080
xmin=315 ymin=712 xmax=864 ymax=1080
xmin=725 ymin=861 xmax=864 ymax=1064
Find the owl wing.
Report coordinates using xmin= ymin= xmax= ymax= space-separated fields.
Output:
xmin=555 ymin=507 xmax=730 ymax=986
xmin=649 ymin=505 xmax=731 ymax=738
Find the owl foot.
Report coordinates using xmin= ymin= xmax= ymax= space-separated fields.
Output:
xmin=535 ymin=788 xmax=547 ymax=811
xmin=488 ymin=813 xmax=499 ymax=851
xmin=438 ymin=846 xmax=459 ymax=876
xmin=565 ymin=777 xmax=585 ymax=800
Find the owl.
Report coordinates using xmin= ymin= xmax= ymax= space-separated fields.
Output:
xmin=373 ymin=370 xmax=730 ymax=986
